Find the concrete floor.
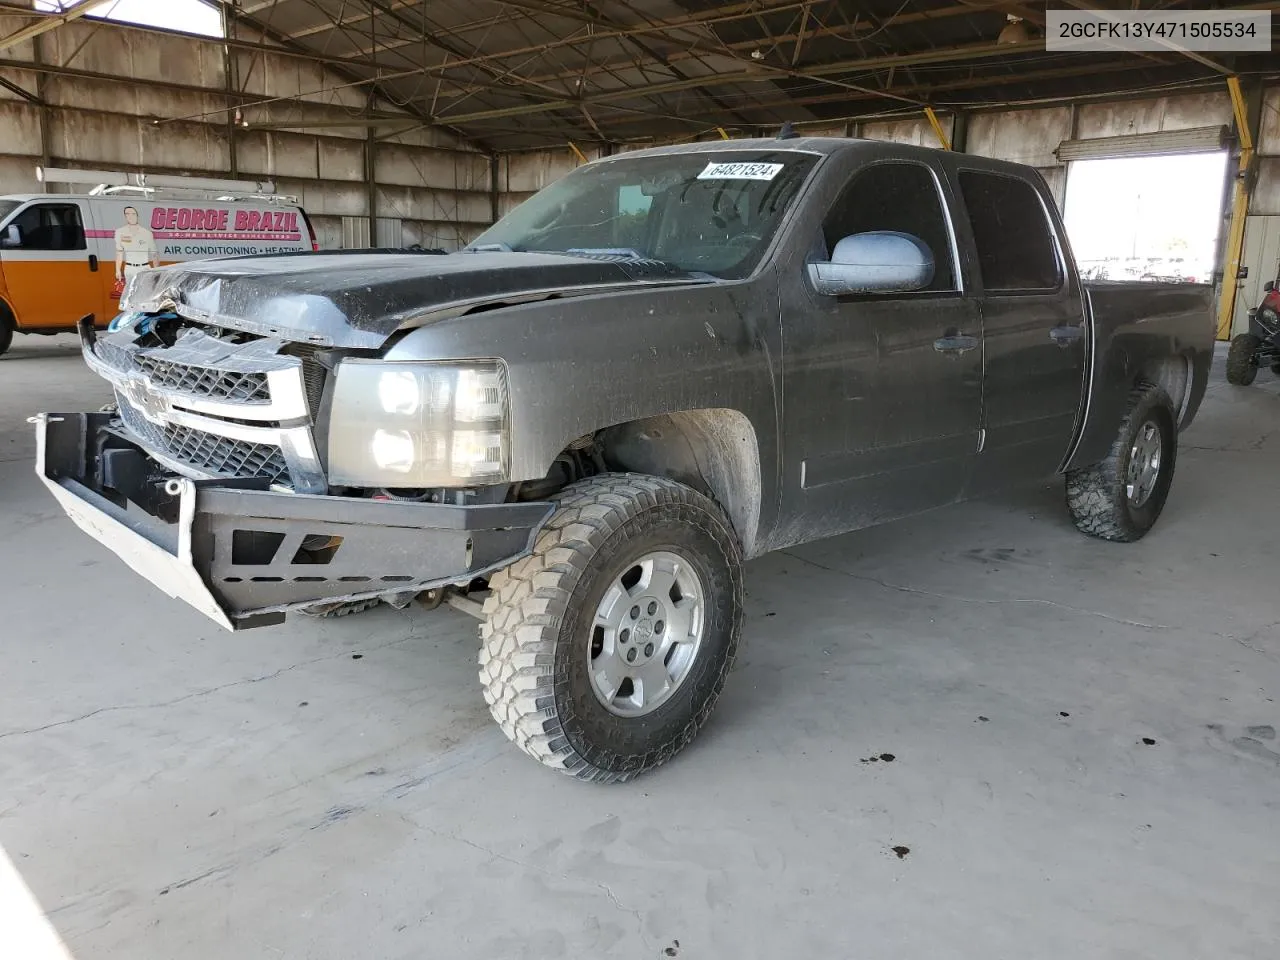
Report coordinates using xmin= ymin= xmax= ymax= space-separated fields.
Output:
xmin=2 ymin=335 xmax=1278 ymax=960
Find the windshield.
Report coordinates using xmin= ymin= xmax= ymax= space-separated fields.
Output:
xmin=0 ymin=200 xmax=20 ymax=225
xmin=470 ymin=150 xmax=819 ymax=279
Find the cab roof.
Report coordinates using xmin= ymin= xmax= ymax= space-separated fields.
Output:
xmin=596 ymin=135 xmax=1047 ymax=180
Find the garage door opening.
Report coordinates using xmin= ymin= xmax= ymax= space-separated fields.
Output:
xmin=1063 ymin=151 xmax=1228 ymax=284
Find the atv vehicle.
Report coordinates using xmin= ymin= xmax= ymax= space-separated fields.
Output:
xmin=1227 ymin=279 xmax=1280 ymax=386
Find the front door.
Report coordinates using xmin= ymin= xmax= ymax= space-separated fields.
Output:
xmin=0 ymin=200 xmax=101 ymax=331
xmin=951 ymin=169 xmax=1088 ymax=493
xmin=776 ymin=159 xmax=982 ymax=547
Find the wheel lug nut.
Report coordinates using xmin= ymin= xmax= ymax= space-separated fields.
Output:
xmin=655 ymin=620 xmax=664 ymax=633
xmin=620 ymin=628 xmax=630 ymax=643
xmin=647 ymin=601 xmax=657 ymax=615
xmin=644 ymin=643 xmax=655 ymax=657
xmin=630 ymin=606 xmax=640 ymax=620
xmin=626 ymin=648 xmax=637 ymax=662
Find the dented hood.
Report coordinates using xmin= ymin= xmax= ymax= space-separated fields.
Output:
xmin=121 ymin=250 xmax=708 ymax=349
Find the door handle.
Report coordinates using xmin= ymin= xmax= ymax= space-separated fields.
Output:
xmin=88 ymin=254 xmax=99 ymax=272
xmin=1050 ymin=325 xmax=1084 ymax=344
xmin=933 ymin=334 xmax=979 ymax=355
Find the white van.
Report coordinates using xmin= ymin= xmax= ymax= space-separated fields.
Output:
xmin=0 ymin=168 xmax=317 ymax=355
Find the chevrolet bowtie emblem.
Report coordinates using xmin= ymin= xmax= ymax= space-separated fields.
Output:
xmin=124 ymin=377 xmax=168 ymax=422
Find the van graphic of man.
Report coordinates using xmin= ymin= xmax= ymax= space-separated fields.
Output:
xmin=114 ymin=206 xmax=159 ymax=281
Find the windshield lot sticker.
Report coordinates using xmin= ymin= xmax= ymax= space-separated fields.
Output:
xmin=697 ymin=161 xmax=784 ymax=181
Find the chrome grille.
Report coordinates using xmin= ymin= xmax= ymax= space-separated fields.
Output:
xmin=94 ymin=336 xmax=273 ymax=405
xmin=135 ymin=356 xmax=270 ymax=404
xmin=83 ymin=323 xmax=326 ymax=494
xmin=118 ymin=394 xmax=290 ymax=485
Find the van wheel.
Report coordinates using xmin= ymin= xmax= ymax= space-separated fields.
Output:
xmin=1226 ymin=334 xmax=1260 ymax=386
xmin=0 ymin=306 xmax=13 ymax=357
xmin=479 ymin=474 xmax=743 ymax=782
xmin=1065 ymin=384 xmax=1177 ymax=543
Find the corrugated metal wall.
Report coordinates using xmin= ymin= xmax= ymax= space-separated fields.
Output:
xmin=0 ymin=18 xmax=492 ymax=250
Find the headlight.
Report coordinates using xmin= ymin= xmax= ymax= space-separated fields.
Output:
xmin=327 ymin=360 xmax=510 ymax=487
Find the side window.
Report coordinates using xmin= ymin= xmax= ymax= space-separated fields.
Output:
xmin=958 ymin=172 xmax=1060 ymax=292
xmin=8 ymin=204 xmax=86 ymax=251
xmin=822 ymin=162 xmax=957 ymax=292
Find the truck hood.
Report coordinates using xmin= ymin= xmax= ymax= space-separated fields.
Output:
xmin=121 ymin=250 xmax=711 ymax=349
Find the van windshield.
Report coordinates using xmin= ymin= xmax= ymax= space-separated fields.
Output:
xmin=0 ymin=200 xmax=20 ymax=225
xmin=468 ymin=150 xmax=819 ymax=279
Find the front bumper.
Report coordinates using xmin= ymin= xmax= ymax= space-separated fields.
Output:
xmin=35 ymin=412 xmax=554 ymax=630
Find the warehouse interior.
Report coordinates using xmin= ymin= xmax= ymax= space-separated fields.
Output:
xmin=2 ymin=1 xmax=1279 ymax=958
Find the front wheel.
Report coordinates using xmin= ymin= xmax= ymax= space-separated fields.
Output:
xmin=0 ymin=308 xmax=13 ymax=357
xmin=479 ymin=474 xmax=743 ymax=782
xmin=1065 ymin=384 xmax=1177 ymax=542
xmin=1226 ymin=334 xmax=1260 ymax=386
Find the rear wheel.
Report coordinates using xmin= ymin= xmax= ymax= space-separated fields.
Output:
xmin=1065 ymin=383 xmax=1178 ymax=542
xmin=1226 ymin=334 xmax=1260 ymax=386
xmin=479 ymin=474 xmax=743 ymax=782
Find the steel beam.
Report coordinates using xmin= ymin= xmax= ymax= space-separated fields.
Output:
xmin=522 ymin=57 xmax=1180 ymax=138
xmin=433 ymin=38 xmax=1045 ymax=127
xmin=218 ymin=1 xmax=494 ymax=154
xmin=1061 ymin=0 xmax=1233 ymax=74
xmin=0 ymin=0 xmax=114 ymax=53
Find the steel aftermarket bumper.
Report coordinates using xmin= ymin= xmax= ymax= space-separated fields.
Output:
xmin=35 ymin=413 xmax=554 ymax=630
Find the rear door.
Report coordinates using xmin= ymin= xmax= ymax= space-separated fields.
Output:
xmin=952 ymin=168 xmax=1087 ymax=493
xmin=0 ymin=200 xmax=102 ymax=330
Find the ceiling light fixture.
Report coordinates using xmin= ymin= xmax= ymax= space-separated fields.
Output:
xmin=998 ymin=14 xmax=1030 ymax=44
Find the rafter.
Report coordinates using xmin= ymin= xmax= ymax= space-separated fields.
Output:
xmin=218 ymin=0 xmax=495 ymax=152
xmin=0 ymin=0 xmax=116 ymax=53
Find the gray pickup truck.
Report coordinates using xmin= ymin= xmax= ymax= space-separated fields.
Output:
xmin=36 ymin=137 xmax=1213 ymax=781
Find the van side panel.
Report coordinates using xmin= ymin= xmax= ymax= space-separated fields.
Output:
xmin=87 ymin=199 xmax=311 ymax=269
xmin=0 ymin=194 xmax=312 ymax=335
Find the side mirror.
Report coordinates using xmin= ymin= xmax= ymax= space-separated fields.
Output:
xmin=1265 ymin=280 xmax=1275 ymax=293
xmin=0 ymin=223 xmax=20 ymax=248
xmin=808 ymin=231 xmax=934 ymax=296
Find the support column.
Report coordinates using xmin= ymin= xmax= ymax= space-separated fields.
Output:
xmin=223 ymin=20 xmax=238 ymax=178
xmin=489 ymin=154 xmax=500 ymax=225
xmin=1217 ymin=76 xmax=1262 ymax=341
xmin=366 ymin=125 xmax=377 ymax=247
xmin=950 ymin=109 xmax=969 ymax=154
xmin=33 ymin=35 xmax=52 ymax=175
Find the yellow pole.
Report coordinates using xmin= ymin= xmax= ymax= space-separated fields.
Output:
xmin=716 ymin=126 xmax=730 ymax=140
xmin=568 ymin=141 xmax=589 ymax=165
xmin=924 ymin=106 xmax=951 ymax=151
xmin=1217 ymin=76 xmax=1253 ymax=341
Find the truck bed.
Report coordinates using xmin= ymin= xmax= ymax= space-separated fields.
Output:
xmin=1067 ymin=281 xmax=1215 ymax=470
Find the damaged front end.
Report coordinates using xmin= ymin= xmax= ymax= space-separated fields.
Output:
xmin=35 ymin=317 xmax=552 ymax=630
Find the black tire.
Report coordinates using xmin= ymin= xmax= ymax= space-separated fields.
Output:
xmin=1270 ymin=362 xmax=1280 ymax=377
xmin=1226 ymin=334 xmax=1260 ymax=386
xmin=480 ymin=474 xmax=743 ymax=782
xmin=0 ymin=305 xmax=13 ymax=357
xmin=1065 ymin=384 xmax=1177 ymax=542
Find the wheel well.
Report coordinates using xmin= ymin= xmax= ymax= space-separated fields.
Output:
xmin=1139 ymin=353 xmax=1191 ymax=426
xmin=595 ymin=410 xmax=763 ymax=556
